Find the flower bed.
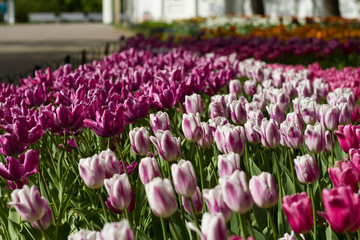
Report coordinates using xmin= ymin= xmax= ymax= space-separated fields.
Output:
xmin=0 ymin=35 xmax=359 ymax=240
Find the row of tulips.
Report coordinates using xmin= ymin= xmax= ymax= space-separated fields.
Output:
xmin=0 ymin=37 xmax=359 ymax=240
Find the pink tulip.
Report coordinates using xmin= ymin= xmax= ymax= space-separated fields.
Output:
xmin=334 ymin=124 xmax=360 ymax=153
xmin=171 ymin=160 xmax=197 ymax=197
xmin=249 ymin=172 xmax=278 ymax=208
xmin=129 ymin=127 xmax=150 ymax=156
xmin=328 ymin=161 xmax=359 ymax=192
xmin=139 ymin=157 xmax=161 ymax=185
xmin=104 ymin=174 xmax=132 ymax=211
xmin=203 ymin=185 xmax=232 ymax=221
xmin=182 ymin=113 xmax=203 ymax=142
xmin=294 ymin=154 xmax=319 ymax=184
xmin=149 ymin=111 xmax=171 ymax=134
xmin=184 ymin=93 xmax=204 ymax=115
xmin=254 ymin=118 xmax=281 ymax=148
xmin=150 ymin=130 xmax=181 ymax=162
xmin=217 ymin=153 xmax=241 ymax=178
xmin=182 ymin=186 xmax=203 ymax=215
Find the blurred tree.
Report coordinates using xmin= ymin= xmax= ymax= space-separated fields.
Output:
xmin=251 ymin=0 xmax=265 ymax=15
xmin=322 ymin=0 xmax=340 ymax=16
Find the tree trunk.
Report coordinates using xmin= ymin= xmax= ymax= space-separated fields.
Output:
xmin=322 ymin=0 xmax=340 ymax=16
xmin=251 ymin=0 xmax=265 ymax=15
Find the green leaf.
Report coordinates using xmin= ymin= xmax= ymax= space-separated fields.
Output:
xmin=229 ymin=212 xmax=239 ymax=235
xmin=252 ymin=205 xmax=268 ymax=231
xmin=253 ymin=228 xmax=267 ymax=240
xmin=169 ymin=211 xmax=190 ymax=240
xmin=326 ymin=225 xmax=338 ymax=240
xmin=136 ymin=229 xmax=152 ymax=240
xmin=151 ymin=213 xmax=163 ymax=240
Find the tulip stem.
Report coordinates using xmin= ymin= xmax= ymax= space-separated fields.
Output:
xmin=246 ymin=213 xmax=255 ymax=238
xmin=160 ymin=218 xmax=167 ymax=240
xmin=196 ymin=145 xmax=205 ymax=190
xmin=188 ymin=197 xmax=200 ymax=229
xmin=330 ymin=130 xmax=334 ymax=167
xmin=245 ymin=142 xmax=250 ymax=175
xmin=97 ymin=190 xmax=109 ymax=223
xmin=273 ymin=151 xmax=284 ymax=235
xmin=113 ymin=136 xmax=130 ymax=179
xmin=287 ymin=148 xmax=297 ymax=193
xmin=238 ymin=213 xmax=246 ymax=238
xmin=345 ymin=232 xmax=351 ymax=240
xmin=266 ymin=209 xmax=278 ymax=240
xmin=314 ymin=154 xmax=322 ymax=208
xmin=37 ymin=220 xmax=50 ymax=240
xmin=309 ymin=185 xmax=317 ymax=240
xmin=70 ymin=131 xmax=83 ymax=158
xmin=169 ymin=218 xmax=181 ymax=240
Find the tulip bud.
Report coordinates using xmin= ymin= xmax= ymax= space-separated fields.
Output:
xmin=218 ymin=153 xmax=241 ymax=178
xmin=68 ymin=230 xmax=101 ymax=240
xmin=319 ymin=104 xmax=340 ymax=130
xmin=150 ymin=130 xmax=181 ymax=162
xmin=98 ymin=149 xmax=121 ymax=179
xmin=182 ymin=113 xmax=202 ymax=142
xmin=252 ymin=93 xmax=267 ymax=111
xmin=230 ymin=100 xmax=247 ymax=125
xmin=145 ymin=177 xmax=177 ymax=218
xmin=254 ymin=118 xmax=281 ymax=148
xmin=129 ymin=127 xmax=150 ymax=156
xmin=299 ymin=97 xmax=317 ymax=125
xmin=286 ymin=112 xmax=305 ymax=132
xmin=8 ymin=185 xmax=48 ymax=223
xmin=139 ymin=157 xmax=161 ymax=185
xmin=182 ymin=186 xmax=203 ymax=215
xmin=197 ymin=122 xmax=213 ymax=148
xmin=171 ymin=160 xmax=197 ymax=197
xmin=280 ymin=121 xmax=303 ymax=149
xmin=282 ymin=192 xmax=313 ymax=234
xmin=203 ymin=185 xmax=232 ymax=221
xmin=304 ymin=123 xmax=325 ymax=154
xmin=244 ymin=79 xmax=257 ymax=96
xmin=104 ymin=174 xmax=132 ymax=211
xmin=184 ymin=93 xmax=204 ymax=115
xmin=187 ymin=212 xmax=227 ymax=240
xmin=294 ymin=154 xmax=319 ymax=184
xmin=79 ymin=155 xmax=105 ymax=189
xmin=244 ymin=119 xmax=261 ymax=144
xmin=100 ymin=219 xmax=134 ymax=240
xmin=249 ymin=172 xmax=278 ymax=208
xmin=324 ymin=130 xmax=333 ymax=153
xmin=31 ymin=202 xmax=52 ymax=230
xmin=328 ymin=161 xmax=359 ymax=192
xmin=318 ymin=186 xmax=360 ymax=234
xmin=150 ymin=111 xmax=171 ymax=134
xmin=338 ymin=102 xmax=352 ymax=125
xmin=219 ymin=170 xmax=253 ymax=214
xmin=229 ymin=79 xmax=242 ymax=96
xmin=214 ymin=124 xmax=246 ymax=155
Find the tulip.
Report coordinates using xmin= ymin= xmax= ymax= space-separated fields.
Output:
xmin=324 ymin=130 xmax=333 ymax=153
xmin=8 ymin=185 xmax=48 ymax=223
xmin=286 ymin=112 xmax=305 ymax=132
xmin=197 ymin=122 xmax=213 ymax=148
xmin=203 ymin=185 xmax=232 ymax=221
xmin=79 ymin=155 xmax=105 ymax=189
xmin=129 ymin=127 xmax=150 ymax=156
xmin=182 ymin=113 xmax=203 ymax=142
xmin=254 ymin=118 xmax=281 ymax=148
xmin=249 ymin=172 xmax=278 ymax=208
xmin=45 ymin=101 xmax=85 ymax=130
xmin=252 ymin=93 xmax=266 ymax=111
xmin=182 ymin=186 xmax=203 ymax=215
xmin=218 ymin=153 xmax=241 ymax=178
xmin=318 ymin=186 xmax=360 ymax=234
xmin=244 ymin=119 xmax=261 ymax=144
xmin=31 ymin=201 xmax=52 ymax=230
xmin=297 ymin=80 xmax=313 ymax=98
xmin=214 ymin=124 xmax=246 ymax=155
xmin=246 ymin=109 xmax=264 ymax=127
xmin=279 ymin=232 xmax=305 ymax=240
xmin=149 ymin=111 xmax=171 ymax=135
xmin=229 ymin=79 xmax=242 ymax=96
xmin=0 ymin=133 xmax=27 ymax=156
xmin=304 ymin=123 xmax=325 ymax=154
xmin=184 ymin=93 xmax=204 ymax=115
xmin=349 ymin=148 xmax=360 ymax=172
xmin=280 ymin=121 xmax=303 ymax=149
xmin=171 ymin=160 xmax=197 ymax=197
xmin=104 ymin=174 xmax=132 ymax=211
xmin=230 ymin=100 xmax=247 ymax=125
xmin=293 ymin=154 xmax=319 ymax=184
xmin=145 ymin=177 xmax=177 ymax=218
xmin=334 ymin=124 xmax=360 ymax=153
xmin=100 ymin=220 xmax=134 ymax=240
xmin=283 ymin=81 xmax=298 ymax=99
xmin=319 ymin=104 xmax=340 ymax=130
xmin=338 ymin=102 xmax=352 ymax=125
xmin=270 ymin=89 xmax=290 ymax=111
xmin=219 ymin=170 xmax=253 ymax=214
xmin=123 ymin=96 xmax=150 ymax=124
xmin=68 ymin=229 xmax=101 ymax=240
xmin=1 ymin=116 xmax=43 ymax=144
xmin=282 ymin=192 xmax=313 ymax=234
xmin=98 ymin=149 xmax=122 ymax=179
xmin=187 ymin=213 xmax=227 ymax=240
xmin=139 ymin=157 xmax=161 ymax=185
xmin=328 ymin=161 xmax=359 ymax=192
xmin=150 ymin=130 xmax=181 ymax=162
xmin=299 ymin=98 xmax=317 ymax=125
xmin=209 ymin=101 xmax=226 ymax=119
xmin=244 ymin=79 xmax=256 ymax=96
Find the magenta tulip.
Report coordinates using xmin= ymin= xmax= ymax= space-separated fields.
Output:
xmin=328 ymin=161 xmax=359 ymax=192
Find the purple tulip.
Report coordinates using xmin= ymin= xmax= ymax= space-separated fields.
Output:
xmin=203 ymin=185 xmax=232 ymax=221
xmin=328 ymin=161 xmax=359 ymax=192
xmin=219 ymin=170 xmax=253 ymax=214
xmin=214 ymin=124 xmax=246 ymax=155
xmin=283 ymin=82 xmax=298 ymax=99
xmin=254 ymin=118 xmax=281 ymax=148
xmin=83 ymin=105 xmax=125 ymax=138
xmin=286 ymin=112 xmax=305 ymax=132
xmin=299 ymin=98 xmax=317 ymax=125
xmin=244 ymin=120 xmax=261 ymax=144
xmin=280 ymin=121 xmax=303 ymax=149
xmin=209 ymin=101 xmax=226 ymax=119
xmin=338 ymin=102 xmax=352 ymax=125
xmin=229 ymin=79 xmax=242 ymax=96
xmin=184 ymin=93 xmax=204 ymax=115
xmin=104 ymin=173 xmax=132 ymax=211
xmin=100 ymin=220 xmax=134 ymax=240
xmin=294 ymin=154 xmax=319 ymax=184
xmin=208 ymin=117 xmax=229 ymax=134
xmin=150 ymin=130 xmax=181 ymax=162
xmin=297 ymin=80 xmax=313 ymax=98
xmin=282 ymin=192 xmax=313 ymax=234
xmin=79 ymin=155 xmax=106 ymax=189
xmin=149 ymin=111 xmax=171 ymax=134
xmin=171 ymin=160 xmax=197 ymax=197
xmin=230 ymin=100 xmax=247 ymax=125
xmin=31 ymin=200 xmax=52 ymax=230
xmin=187 ymin=213 xmax=227 ymax=240
xmin=246 ymin=109 xmax=264 ymax=127
xmin=182 ymin=113 xmax=202 ymax=142
xmin=8 ymin=185 xmax=48 ymax=223
xmin=1 ymin=116 xmax=43 ymax=144
xmin=244 ymin=79 xmax=257 ymax=96
xmin=123 ymin=96 xmax=150 ymax=124
xmin=249 ymin=172 xmax=278 ymax=208
xmin=304 ymin=123 xmax=325 ymax=154
xmin=267 ymin=103 xmax=286 ymax=124
xmin=182 ymin=186 xmax=203 ymax=215
xmin=45 ymin=101 xmax=85 ymax=130
xmin=0 ymin=133 xmax=27 ymax=156
xmin=218 ymin=153 xmax=241 ymax=178
xmin=252 ymin=93 xmax=267 ymax=111
xmin=197 ymin=122 xmax=213 ymax=148
xmin=139 ymin=157 xmax=161 ymax=185
xmin=129 ymin=127 xmax=150 ymax=156
xmin=319 ymin=104 xmax=340 ymax=130
xmin=98 ymin=149 xmax=121 ymax=179
xmin=145 ymin=177 xmax=177 ymax=218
